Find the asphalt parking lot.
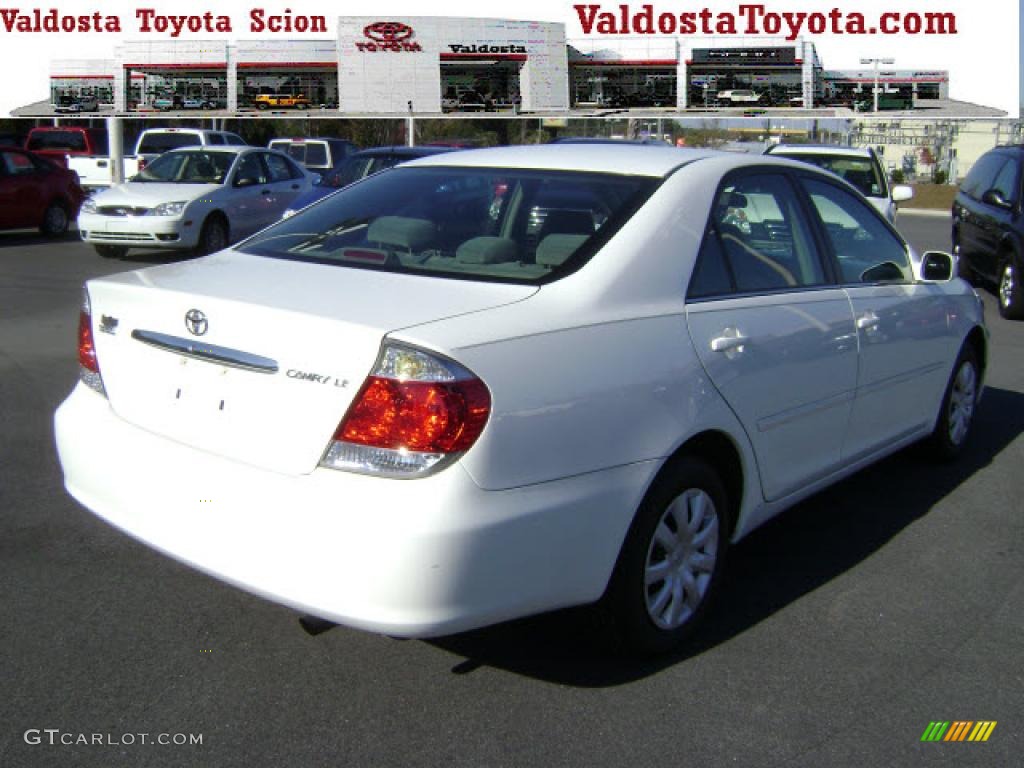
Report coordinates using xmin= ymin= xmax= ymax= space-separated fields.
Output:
xmin=1 ymin=213 xmax=1021 ymax=767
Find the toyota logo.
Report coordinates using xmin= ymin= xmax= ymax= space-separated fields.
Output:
xmin=184 ymin=309 xmax=208 ymax=337
xmin=363 ymin=21 xmax=414 ymax=42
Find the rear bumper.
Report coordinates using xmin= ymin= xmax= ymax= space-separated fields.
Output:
xmin=55 ymin=383 xmax=651 ymax=637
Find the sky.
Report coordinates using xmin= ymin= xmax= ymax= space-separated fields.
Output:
xmin=0 ymin=0 xmax=1019 ymax=115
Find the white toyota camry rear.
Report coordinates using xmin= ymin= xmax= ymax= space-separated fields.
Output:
xmin=55 ymin=145 xmax=986 ymax=654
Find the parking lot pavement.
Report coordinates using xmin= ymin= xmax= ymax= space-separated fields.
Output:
xmin=1 ymin=214 xmax=1021 ymax=767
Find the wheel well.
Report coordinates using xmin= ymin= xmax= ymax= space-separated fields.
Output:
xmin=668 ymin=431 xmax=744 ymax=535
xmin=965 ymin=326 xmax=987 ymax=376
xmin=204 ymin=211 xmax=229 ymax=237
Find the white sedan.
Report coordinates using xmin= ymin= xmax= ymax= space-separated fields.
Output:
xmin=56 ymin=146 xmax=986 ymax=654
xmin=78 ymin=146 xmax=314 ymax=258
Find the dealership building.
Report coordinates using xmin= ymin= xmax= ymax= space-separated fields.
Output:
xmin=46 ymin=17 xmax=947 ymax=113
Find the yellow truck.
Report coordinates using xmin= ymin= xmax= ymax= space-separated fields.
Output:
xmin=253 ymin=93 xmax=311 ymax=110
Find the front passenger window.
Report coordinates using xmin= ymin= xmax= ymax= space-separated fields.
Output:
xmin=802 ymin=178 xmax=912 ymax=284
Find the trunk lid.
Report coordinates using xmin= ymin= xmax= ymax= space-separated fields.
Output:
xmin=87 ymin=250 xmax=536 ymax=475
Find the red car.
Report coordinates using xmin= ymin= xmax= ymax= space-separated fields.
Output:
xmin=0 ymin=147 xmax=85 ymax=236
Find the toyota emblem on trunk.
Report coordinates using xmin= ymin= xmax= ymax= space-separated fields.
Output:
xmin=185 ymin=309 xmax=208 ymax=336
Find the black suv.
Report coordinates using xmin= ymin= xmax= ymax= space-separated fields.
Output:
xmin=952 ymin=145 xmax=1024 ymax=318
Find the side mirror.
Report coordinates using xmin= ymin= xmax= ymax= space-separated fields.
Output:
xmin=921 ymin=251 xmax=954 ymax=282
xmin=891 ymin=185 xmax=914 ymax=203
xmin=981 ymin=188 xmax=1013 ymax=210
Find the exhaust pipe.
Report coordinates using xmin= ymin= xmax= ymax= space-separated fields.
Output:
xmin=298 ymin=615 xmax=338 ymax=636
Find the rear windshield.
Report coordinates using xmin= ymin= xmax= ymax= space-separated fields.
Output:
xmin=273 ymin=141 xmax=330 ymax=169
xmin=138 ymin=133 xmax=203 ymax=154
xmin=772 ymin=152 xmax=886 ymax=199
xmin=239 ymin=166 xmax=657 ymax=284
xmin=28 ymin=130 xmax=99 ymax=153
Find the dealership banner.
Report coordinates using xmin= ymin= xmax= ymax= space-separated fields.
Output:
xmin=0 ymin=0 xmax=1018 ymax=114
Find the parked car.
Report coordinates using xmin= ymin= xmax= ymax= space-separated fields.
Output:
xmin=282 ymin=145 xmax=456 ymax=217
xmin=953 ymin=144 xmax=1024 ymax=318
xmin=764 ymin=144 xmax=914 ymax=223
xmin=53 ymin=96 xmax=99 ymax=114
xmin=181 ymin=98 xmax=215 ymax=110
xmin=254 ymin=93 xmax=311 ymax=110
xmin=57 ymin=145 xmax=986 ymax=655
xmin=717 ymin=89 xmax=762 ymax=104
xmin=24 ymin=126 xmax=108 ymax=168
xmin=77 ymin=146 xmax=314 ymax=258
xmin=0 ymin=147 xmax=85 ymax=235
xmin=267 ymin=137 xmax=359 ymax=175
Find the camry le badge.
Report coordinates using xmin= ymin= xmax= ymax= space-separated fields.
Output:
xmin=184 ymin=309 xmax=208 ymax=337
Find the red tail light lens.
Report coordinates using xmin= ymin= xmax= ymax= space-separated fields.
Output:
xmin=78 ymin=290 xmax=106 ymax=396
xmin=137 ymin=157 xmax=147 ymax=171
xmin=339 ymin=376 xmax=490 ymax=453
xmin=320 ymin=344 xmax=491 ymax=478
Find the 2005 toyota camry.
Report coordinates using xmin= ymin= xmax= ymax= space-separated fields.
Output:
xmin=55 ymin=145 xmax=987 ymax=654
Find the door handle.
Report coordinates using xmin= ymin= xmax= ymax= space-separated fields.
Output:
xmin=710 ymin=329 xmax=747 ymax=353
xmin=261 ymin=189 xmax=272 ymax=195
xmin=856 ymin=311 xmax=880 ymax=330
xmin=291 ymin=184 xmax=300 ymax=190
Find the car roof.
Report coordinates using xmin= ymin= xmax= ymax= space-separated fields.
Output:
xmin=403 ymin=144 xmax=721 ymax=177
xmin=767 ymin=144 xmax=874 ymax=158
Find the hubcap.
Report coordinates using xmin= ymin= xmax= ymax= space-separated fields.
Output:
xmin=644 ymin=488 xmax=719 ymax=630
xmin=948 ymin=361 xmax=977 ymax=446
xmin=1000 ymin=264 xmax=1016 ymax=308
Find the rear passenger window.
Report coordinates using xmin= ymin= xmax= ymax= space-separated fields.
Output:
xmin=711 ymin=174 xmax=827 ymax=293
xmin=264 ymin=153 xmax=296 ymax=182
xmin=802 ymin=178 xmax=912 ymax=283
xmin=687 ymin=228 xmax=732 ymax=299
xmin=207 ymin=134 xmax=226 ymax=145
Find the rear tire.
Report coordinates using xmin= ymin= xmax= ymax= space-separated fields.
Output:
xmin=39 ymin=201 xmax=69 ymax=237
xmin=93 ymin=245 xmax=127 ymax=259
xmin=194 ymin=215 xmax=229 ymax=256
xmin=997 ymin=259 xmax=1024 ymax=320
xmin=603 ymin=456 xmax=730 ymax=656
xmin=928 ymin=344 xmax=981 ymax=460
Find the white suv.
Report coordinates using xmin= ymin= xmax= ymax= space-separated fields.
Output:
xmin=765 ymin=144 xmax=914 ymax=223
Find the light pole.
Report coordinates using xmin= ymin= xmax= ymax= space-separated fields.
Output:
xmin=860 ymin=57 xmax=895 ymax=113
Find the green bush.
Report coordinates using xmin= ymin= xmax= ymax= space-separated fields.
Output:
xmin=933 ymin=169 xmax=948 ymax=185
xmin=891 ymin=169 xmax=905 ymax=185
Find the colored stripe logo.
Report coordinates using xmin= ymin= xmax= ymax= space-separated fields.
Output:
xmin=921 ymin=721 xmax=997 ymax=742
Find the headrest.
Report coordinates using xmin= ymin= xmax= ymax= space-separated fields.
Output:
xmin=455 ymin=237 xmax=518 ymax=264
xmin=367 ymin=216 xmax=436 ymax=251
xmin=536 ymin=234 xmax=589 ymax=267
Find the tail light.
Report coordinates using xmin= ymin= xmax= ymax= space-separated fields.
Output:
xmin=320 ymin=343 xmax=490 ymax=478
xmin=78 ymin=289 xmax=106 ymax=396
xmin=137 ymin=157 xmax=147 ymax=171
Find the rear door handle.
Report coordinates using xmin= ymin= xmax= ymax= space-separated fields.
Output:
xmin=261 ymin=189 xmax=272 ymax=195
xmin=710 ymin=328 xmax=747 ymax=353
xmin=291 ymin=183 xmax=300 ymax=190
xmin=856 ymin=311 xmax=880 ymax=330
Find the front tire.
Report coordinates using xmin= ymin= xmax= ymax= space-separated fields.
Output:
xmin=929 ymin=344 xmax=981 ymax=460
xmin=998 ymin=259 xmax=1024 ymax=319
xmin=194 ymin=215 xmax=229 ymax=256
xmin=604 ymin=457 xmax=730 ymax=655
xmin=40 ymin=201 xmax=69 ymax=237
